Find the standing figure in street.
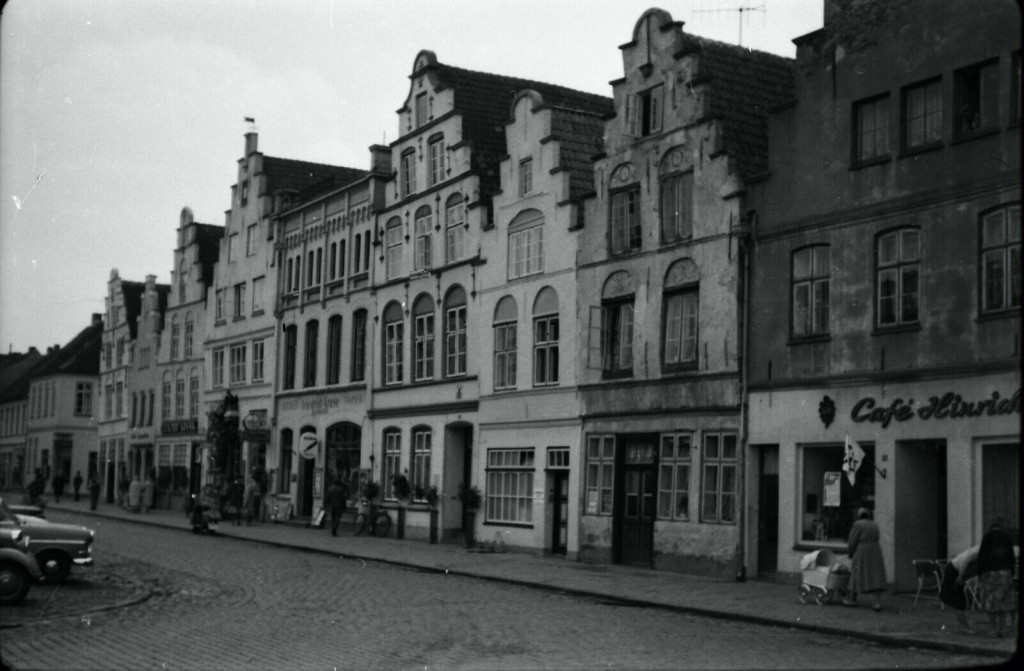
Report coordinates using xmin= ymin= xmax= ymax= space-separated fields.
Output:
xmin=26 ymin=469 xmax=46 ymax=505
xmin=326 ymin=478 xmax=349 ymax=537
xmin=976 ymin=518 xmax=1017 ymax=638
xmin=118 ymin=473 xmax=131 ymax=509
xmin=72 ymin=471 xmax=83 ymax=501
xmin=243 ymin=476 xmax=259 ymax=526
xmin=940 ymin=545 xmax=979 ymax=634
xmin=843 ymin=507 xmax=887 ymax=611
xmin=88 ymin=473 xmax=101 ymax=511
xmin=52 ymin=473 xmax=66 ymax=503
xmin=226 ymin=478 xmax=244 ymax=525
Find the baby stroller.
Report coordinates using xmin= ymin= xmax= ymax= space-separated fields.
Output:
xmin=189 ymin=491 xmax=220 ymax=535
xmin=798 ymin=549 xmax=851 ymax=605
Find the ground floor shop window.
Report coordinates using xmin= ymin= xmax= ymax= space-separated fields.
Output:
xmin=658 ymin=432 xmax=691 ymax=520
xmin=585 ymin=434 xmax=615 ymax=515
xmin=983 ymin=442 xmax=1019 ymax=542
xmin=801 ymin=442 xmax=874 ymax=543
xmin=485 ymin=448 xmax=534 ymax=524
xmin=701 ymin=432 xmax=737 ymax=524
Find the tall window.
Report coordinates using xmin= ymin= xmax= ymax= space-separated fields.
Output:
xmin=625 ymin=84 xmax=664 ymax=136
xmin=283 ymin=325 xmax=297 ymax=390
xmin=183 ymin=312 xmax=194 ymax=358
xmin=508 ymin=211 xmax=544 ymax=280
xmin=414 ymin=206 xmax=432 ymax=271
xmin=792 ymin=245 xmax=831 ymax=337
xmin=401 ymin=151 xmax=416 ymax=198
xmin=228 ymin=233 xmax=239 ymax=262
xmin=252 ymin=277 xmax=264 ymax=314
xmin=590 ymin=298 xmax=634 ymax=375
xmin=234 ymin=282 xmax=246 ymax=319
xmin=585 ymin=435 xmax=615 ymax=515
xmin=413 ymin=297 xmax=434 ymax=382
xmin=533 ymin=287 xmax=559 ymax=387
xmin=903 ymin=78 xmax=942 ymax=149
xmin=980 ymin=204 xmax=1021 ymax=314
xmin=74 ymin=383 xmax=92 ymax=416
xmin=444 ymin=287 xmax=467 ymax=378
xmin=170 ymin=315 xmax=180 ymax=360
xmin=304 ymin=320 xmax=318 ymax=388
xmin=446 ymin=195 xmax=466 ymax=263
xmin=351 ymin=309 xmax=367 ymax=382
xmin=383 ymin=430 xmax=401 ymax=501
xmin=610 ymin=188 xmax=641 ymax=254
xmin=877 ymin=228 xmax=920 ymax=327
xmin=663 ymin=289 xmax=698 ymax=369
xmin=415 ymin=92 xmax=428 ymax=127
xmin=251 ymin=339 xmax=265 ymax=382
xmin=485 ymin=448 xmax=535 ymax=524
xmin=230 ymin=343 xmax=247 ymax=385
xmin=383 ymin=303 xmax=404 ymax=385
xmin=411 ymin=428 xmax=431 ymax=502
xmin=519 ymin=157 xmax=533 ymax=197
xmin=178 ymin=259 xmax=187 ymax=303
xmin=326 ymin=315 xmax=343 ymax=385
xmin=429 ymin=137 xmax=445 ymax=186
xmin=175 ymin=371 xmax=185 ymax=418
xmin=161 ymin=373 xmax=171 ymax=420
xmin=386 ymin=218 xmax=403 ymax=280
xmin=212 ymin=348 xmax=225 ymax=388
xmin=701 ymin=432 xmax=737 ymax=524
xmin=955 ymin=60 xmax=999 ymax=138
xmin=279 ymin=430 xmax=293 ymax=494
xmin=854 ymin=95 xmax=890 ymax=163
xmin=657 ymin=433 xmax=691 ymax=520
xmin=246 ymin=223 xmax=259 ymax=256
xmin=801 ymin=442 xmax=875 ymax=542
xmin=189 ymin=369 xmax=199 ymax=418
xmin=493 ymin=296 xmax=517 ymax=391
xmin=660 ymin=171 xmax=693 ymax=244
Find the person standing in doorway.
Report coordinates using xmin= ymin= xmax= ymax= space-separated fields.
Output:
xmin=326 ymin=478 xmax=349 ymax=537
xmin=88 ymin=473 xmax=101 ymax=511
xmin=243 ymin=476 xmax=259 ymax=526
xmin=72 ymin=471 xmax=83 ymax=501
xmin=52 ymin=473 xmax=66 ymax=503
xmin=843 ymin=507 xmax=887 ymax=611
xmin=976 ymin=518 xmax=1017 ymax=638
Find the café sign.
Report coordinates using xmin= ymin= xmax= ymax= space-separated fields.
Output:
xmin=851 ymin=389 xmax=1020 ymax=428
xmin=161 ymin=418 xmax=199 ymax=435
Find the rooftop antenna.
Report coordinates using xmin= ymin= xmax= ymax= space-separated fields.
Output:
xmin=694 ymin=3 xmax=766 ymax=47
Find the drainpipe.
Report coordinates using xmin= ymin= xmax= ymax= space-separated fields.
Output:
xmin=735 ymin=210 xmax=757 ymax=582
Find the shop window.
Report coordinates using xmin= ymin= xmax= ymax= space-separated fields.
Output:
xmin=485 ymin=448 xmax=535 ymax=524
xmin=800 ymin=442 xmax=875 ymax=543
xmin=585 ymin=435 xmax=615 ymax=516
xmin=980 ymin=204 xmax=1021 ymax=314
xmin=411 ymin=428 xmax=431 ymax=502
xmin=982 ymin=443 xmax=1019 ymax=542
xmin=657 ymin=433 xmax=691 ymax=520
xmin=382 ymin=429 xmax=401 ymax=501
xmin=701 ymin=432 xmax=737 ymax=524
xmin=877 ymin=228 xmax=920 ymax=327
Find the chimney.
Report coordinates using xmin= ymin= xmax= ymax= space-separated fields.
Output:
xmin=92 ymin=313 xmax=103 ymax=325
xmin=245 ymin=131 xmax=258 ymax=157
xmin=369 ymin=144 xmax=392 ymax=175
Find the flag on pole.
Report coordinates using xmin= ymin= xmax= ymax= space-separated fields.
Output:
xmin=843 ymin=434 xmax=866 ymax=486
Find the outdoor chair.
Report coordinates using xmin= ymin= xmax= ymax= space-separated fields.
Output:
xmin=912 ymin=559 xmax=943 ymax=607
xmin=963 ymin=576 xmax=982 ymax=612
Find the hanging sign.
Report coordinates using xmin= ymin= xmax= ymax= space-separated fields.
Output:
xmin=823 ymin=471 xmax=841 ymax=507
xmin=298 ymin=432 xmax=319 ymax=460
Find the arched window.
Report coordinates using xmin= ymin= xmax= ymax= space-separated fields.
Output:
xmin=413 ymin=295 xmax=435 ymax=382
xmin=533 ymin=287 xmax=559 ymax=386
xmin=414 ymin=206 xmax=433 ymax=270
xmin=508 ymin=209 xmax=544 ymax=280
xmin=493 ymin=296 xmax=517 ymax=391
xmin=304 ymin=320 xmax=319 ymax=387
xmin=175 ymin=369 xmax=185 ymax=419
xmin=444 ymin=286 xmax=467 ymax=377
xmin=588 ymin=271 xmax=634 ymax=375
xmin=326 ymin=315 xmax=343 ymax=385
xmin=351 ymin=309 xmax=367 ymax=382
xmin=659 ymin=147 xmax=693 ymax=244
xmin=183 ymin=312 xmax=194 ymax=358
xmin=662 ymin=259 xmax=699 ymax=370
xmin=161 ymin=371 xmax=172 ymax=421
xmin=386 ymin=217 xmax=403 ymax=280
xmin=170 ymin=315 xmax=180 ymax=361
xmin=383 ymin=302 xmax=404 ymax=385
xmin=609 ymin=162 xmax=641 ymax=255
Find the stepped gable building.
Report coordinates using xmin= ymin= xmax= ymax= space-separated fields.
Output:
xmin=24 ymin=315 xmax=103 ymax=493
xmin=99 ymin=270 xmax=147 ymax=502
xmin=745 ymin=0 xmax=1020 ymax=588
xmin=575 ymin=8 xmax=793 ymax=576
xmin=0 ymin=347 xmax=44 ymax=490
xmin=477 ymin=86 xmax=612 ymax=557
xmin=272 ymin=153 xmax=383 ymax=521
xmin=366 ymin=50 xmax=613 ymax=544
xmin=205 ymin=131 xmax=363 ymax=496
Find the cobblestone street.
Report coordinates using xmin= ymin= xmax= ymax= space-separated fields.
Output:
xmin=1 ymin=511 xmax=998 ymax=671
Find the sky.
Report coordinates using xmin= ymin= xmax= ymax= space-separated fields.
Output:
xmin=0 ymin=0 xmax=823 ymax=354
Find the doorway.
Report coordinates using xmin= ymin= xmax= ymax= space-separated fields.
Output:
xmin=894 ymin=440 xmax=947 ymax=591
xmin=614 ymin=435 xmax=657 ymax=567
xmin=756 ymin=445 xmax=780 ymax=578
xmin=551 ymin=471 xmax=569 ymax=555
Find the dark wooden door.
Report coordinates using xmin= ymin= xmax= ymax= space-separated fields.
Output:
xmin=552 ymin=472 xmax=568 ymax=555
xmin=620 ymin=468 xmax=656 ymax=566
xmin=757 ymin=474 xmax=779 ymax=576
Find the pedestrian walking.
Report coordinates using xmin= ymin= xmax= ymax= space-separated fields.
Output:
xmin=72 ymin=471 xmax=83 ymax=501
xmin=118 ymin=473 xmax=131 ymax=509
xmin=26 ymin=469 xmax=45 ymax=505
xmin=88 ymin=473 xmax=101 ymax=511
xmin=940 ymin=544 xmax=979 ymax=634
xmin=243 ymin=476 xmax=259 ymax=526
xmin=52 ymin=473 xmax=66 ymax=503
xmin=976 ymin=518 xmax=1017 ymax=638
xmin=842 ymin=507 xmax=887 ymax=611
xmin=326 ymin=478 xmax=349 ymax=536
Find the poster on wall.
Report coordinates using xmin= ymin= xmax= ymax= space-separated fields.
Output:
xmin=823 ymin=471 xmax=842 ymax=507
xmin=313 ymin=468 xmax=323 ymax=498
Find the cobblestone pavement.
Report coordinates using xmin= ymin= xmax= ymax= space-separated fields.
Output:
xmin=0 ymin=512 xmax=1001 ymax=671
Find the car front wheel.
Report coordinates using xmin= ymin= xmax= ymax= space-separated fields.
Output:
xmin=0 ymin=561 xmax=32 ymax=605
xmin=36 ymin=550 xmax=72 ymax=584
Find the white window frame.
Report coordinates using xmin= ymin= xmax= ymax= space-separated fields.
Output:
xmin=485 ymin=448 xmax=535 ymax=525
xmin=877 ymin=228 xmax=920 ymax=327
xmin=701 ymin=432 xmax=737 ymax=524
xmin=519 ymin=157 xmax=533 ymax=197
xmin=585 ymin=435 xmax=615 ymax=516
xmin=414 ymin=210 xmax=432 ymax=271
xmin=445 ymin=197 xmax=466 ymax=263
xmin=229 ymin=343 xmax=246 ymax=385
xmin=980 ymin=204 xmax=1021 ymax=314
xmin=411 ymin=428 xmax=431 ymax=502
xmin=429 ymin=138 xmax=445 ymax=186
xmin=251 ymin=339 xmax=265 ymax=382
xmin=663 ymin=288 xmax=699 ymax=368
xmin=657 ymin=433 xmax=691 ymax=520
xmin=386 ymin=221 xmax=403 ymax=280
xmin=792 ymin=246 xmax=831 ymax=337
xmin=493 ymin=322 xmax=517 ymax=391
xmin=508 ymin=224 xmax=543 ymax=280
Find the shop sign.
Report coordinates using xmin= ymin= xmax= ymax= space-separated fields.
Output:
xmin=851 ymin=389 xmax=1020 ymax=428
xmin=298 ymin=432 xmax=318 ymax=460
xmin=161 ymin=418 xmax=198 ymax=435
xmin=242 ymin=412 xmax=270 ymax=442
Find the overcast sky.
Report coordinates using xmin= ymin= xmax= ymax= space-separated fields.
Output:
xmin=0 ymin=0 xmax=822 ymax=354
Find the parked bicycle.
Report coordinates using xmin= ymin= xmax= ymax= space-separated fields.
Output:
xmin=353 ymin=499 xmax=391 ymax=537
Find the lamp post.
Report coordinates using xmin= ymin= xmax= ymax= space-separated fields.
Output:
xmin=207 ymin=391 xmax=240 ymax=488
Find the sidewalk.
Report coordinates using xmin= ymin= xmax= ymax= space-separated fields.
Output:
xmin=38 ymin=496 xmax=1018 ymax=660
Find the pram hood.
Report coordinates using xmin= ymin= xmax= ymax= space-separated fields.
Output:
xmin=800 ymin=548 xmax=837 ymax=570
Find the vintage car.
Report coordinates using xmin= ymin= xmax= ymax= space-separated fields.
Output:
xmin=0 ymin=527 xmax=42 ymax=605
xmin=8 ymin=502 xmax=46 ymax=518
xmin=0 ymin=497 xmax=94 ymax=583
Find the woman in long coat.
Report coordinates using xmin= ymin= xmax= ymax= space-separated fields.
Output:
xmin=844 ymin=507 xmax=887 ymax=611
xmin=976 ymin=518 xmax=1017 ymax=638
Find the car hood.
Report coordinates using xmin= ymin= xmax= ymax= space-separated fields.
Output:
xmin=16 ymin=515 xmax=94 ymax=539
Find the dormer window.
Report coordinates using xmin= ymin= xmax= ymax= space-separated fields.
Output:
xmin=416 ymin=92 xmax=428 ymax=128
xmin=625 ymin=84 xmax=664 ymax=137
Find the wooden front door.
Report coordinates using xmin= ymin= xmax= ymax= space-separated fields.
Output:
xmin=551 ymin=472 xmax=568 ymax=555
xmin=620 ymin=468 xmax=656 ymax=566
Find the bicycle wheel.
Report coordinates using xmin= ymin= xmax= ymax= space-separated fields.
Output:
xmin=353 ymin=512 xmax=368 ymax=536
xmin=373 ymin=512 xmax=391 ymax=537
